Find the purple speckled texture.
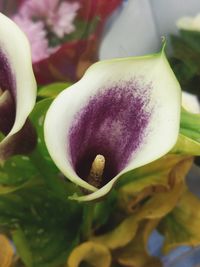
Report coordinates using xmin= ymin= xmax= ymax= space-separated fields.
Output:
xmin=69 ymin=79 xmax=153 ymax=186
xmin=0 ymin=49 xmax=16 ymax=135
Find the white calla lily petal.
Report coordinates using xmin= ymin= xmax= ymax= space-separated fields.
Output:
xmin=0 ymin=13 xmax=36 ymax=140
xmin=44 ymin=50 xmax=181 ymax=201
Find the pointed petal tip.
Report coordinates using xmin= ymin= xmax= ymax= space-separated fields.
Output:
xmin=161 ymin=36 xmax=167 ymax=53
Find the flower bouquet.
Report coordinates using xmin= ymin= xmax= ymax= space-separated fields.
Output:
xmin=1 ymin=3 xmax=200 ymax=267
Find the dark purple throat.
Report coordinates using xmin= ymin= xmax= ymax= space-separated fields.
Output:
xmin=69 ymin=79 xmax=153 ymax=187
xmin=0 ymin=49 xmax=16 ymax=135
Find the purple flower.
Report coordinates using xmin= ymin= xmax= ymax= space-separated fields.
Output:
xmin=44 ymin=50 xmax=181 ymax=201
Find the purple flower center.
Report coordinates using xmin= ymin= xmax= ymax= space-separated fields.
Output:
xmin=0 ymin=49 xmax=16 ymax=135
xmin=69 ymin=79 xmax=153 ymax=187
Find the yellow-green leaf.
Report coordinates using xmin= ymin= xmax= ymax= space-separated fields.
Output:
xmin=159 ymin=190 xmax=200 ymax=254
xmin=117 ymin=154 xmax=188 ymax=188
xmin=171 ymin=134 xmax=200 ymax=155
xmin=115 ymin=224 xmax=162 ymax=267
xmin=91 ymin=214 xmax=138 ymax=250
xmin=137 ymin=157 xmax=193 ymax=220
xmin=67 ymin=241 xmax=111 ymax=267
xmin=0 ymin=184 xmax=25 ymax=195
xmin=118 ymin=155 xmax=192 ymax=213
xmin=92 ymin=157 xmax=193 ymax=250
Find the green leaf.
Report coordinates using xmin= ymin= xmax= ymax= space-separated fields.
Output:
xmin=0 ymin=185 xmax=83 ymax=267
xmin=12 ymin=228 xmax=33 ymax=267
xmin=180 ymin=108 xmax=200 ymax=143
xmin=0 ymin=132 xmax=4 ymax=142
xmin=0 ymin=155 xmax=39 ymax=186
xmin=170 ymin=34 xmax=200 ymax=74
xmin=38 ymin=83 xmax=72 ymax=98
xmin=0 ymin=155 xmax=41 ymax=195
xmin=93 ymin=190 xmax=118 ymax=230
xmin=30 ymin=98 xmax=80 ymax=199
xmin=30 ymin=98 xmax=55 ymax=167
xmin=180 ymin=30 xmax=200 ymax=54
xmin=170 ymin=108 xmax=200 ymax=155
xmin=169 ymin=33 xmax=200 ymax=97
xmin=169 ymin=58 xmax=196 ymax=87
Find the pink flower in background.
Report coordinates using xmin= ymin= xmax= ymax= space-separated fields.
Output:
xmin=50 ymin=1 xmax=80 ymax=38
xmin=13 ymin=0 xmax=80 ymax=62
xmin=13 ymin=16 xmax=50 ymax=63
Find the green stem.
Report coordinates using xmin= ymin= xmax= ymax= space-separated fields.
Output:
xmin=81 ymin=203 xmax=95 ymax=241
xmin=12 ymin=228 xmax=32 ymax=267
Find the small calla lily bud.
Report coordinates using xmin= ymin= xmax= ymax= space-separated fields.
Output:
xmin=182 ymin=91 xmax=200 ymax=114
xmin=0 ymin=13 xmax=37 ymax=158
xmin=177 ymin=13 xmax=200 ymax=32
xmin=44 ymin=48 xmax=181 ymax=201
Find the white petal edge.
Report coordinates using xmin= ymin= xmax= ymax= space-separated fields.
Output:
xmin=0 ymin=13 xmax=36 ymax=140
xmin=44 ymin=51 xmax=181 ymax=201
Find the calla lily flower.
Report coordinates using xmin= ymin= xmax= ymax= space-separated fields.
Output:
xmin=0 ymin=13 xmax=36 ymax=158
xmin=44 ymin=49 xmax=181 ymax=201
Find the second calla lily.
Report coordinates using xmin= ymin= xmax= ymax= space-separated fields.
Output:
xmin=0 ymin=13 xmax=36 ymax=152
xmin=44 ymin=49 xmax=181 ymax=201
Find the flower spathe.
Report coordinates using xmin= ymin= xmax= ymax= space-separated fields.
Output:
xmin=0 ymin=13 xmax=36 ymax=157
xmin=44 ymin=49 xmax=181 ymax=201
